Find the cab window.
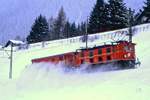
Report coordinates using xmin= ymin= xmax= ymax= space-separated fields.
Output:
xmin=80 ymin=52 xmax=84 ymax=57
xmin=89 ymin=51 xmax=93 ymax=57
xmin=106 ymin=48 xmax=111 ymax=53
xmin=98 ymin=49 xmax=102 ymax=54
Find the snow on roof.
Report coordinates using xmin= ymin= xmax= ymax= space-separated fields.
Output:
xmin=9 ymin=40 xmax=24 ymax=45
xmin=4 ymin=40 xmax=25 ymax=48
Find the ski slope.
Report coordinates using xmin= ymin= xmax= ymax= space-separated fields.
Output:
xmin=0 ymin=23 xmax=150 ymax=100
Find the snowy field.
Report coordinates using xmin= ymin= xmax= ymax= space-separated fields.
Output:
xmin=0 ymin=23 xmax=150 ymax=100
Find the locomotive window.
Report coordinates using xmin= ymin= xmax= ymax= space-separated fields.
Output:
xmin=98 ymin=57 xmax=103 ymax=61
xmin=80 ymin=52 xmax=84 ymax=57
xmin=112 ymin=48 xmax=115 ymax=52
xmin=124 ymin=46 xmax=129 ymax=51
xmin=98 ymin=49 xmax=102 ymax=54
xmin=106 ymin=48 xmax=111 ymax=53
xmin=89 ymin=51 xmax=93 ymax=57
xmin=107 ymin=56 xmax=111 ymax=60
xmin=129 ymin=46 xmax=134 ymax=51
xmin=124 ymin=46 xmax=133 ymax=51
xmin=90 ymin=58 xmax=94 ymax=63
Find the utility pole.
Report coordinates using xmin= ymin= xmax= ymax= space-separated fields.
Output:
xmin=3 ymin=40 xmax=24 ymax=79
xmin=85 ymin=17 xmax=89 ymax=49
xmin=128 ymin=8 xmax=134 ymax=43
xmin=9 ymin=43 xmax=13 ymax=79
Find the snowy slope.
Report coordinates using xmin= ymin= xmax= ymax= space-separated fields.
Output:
xmin=0 ymin=23 xmax=150 ymax=100
xmin=0 ymin=23 xmax=150 ymax=79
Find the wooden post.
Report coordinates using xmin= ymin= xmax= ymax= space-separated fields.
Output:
xmin=85 ymin=17 xmax=88 ymax=49
xmin=9 ymin=43 xmax=13 ymax=79
xmin=128 ymin=8 xmax=134 ymax=43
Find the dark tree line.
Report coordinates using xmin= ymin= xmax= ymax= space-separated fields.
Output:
xmin=88 ymin=0 xmax=129 ymax=34
xmin=143 ymin=0 xmax=150 ymax=22
xmin=27 ymin=7 xmax=86 ymax=44
xmin=136 ymin=0 xmax=150 ymax=24
xmin=27 ymin=0 xmax=149 ymax=44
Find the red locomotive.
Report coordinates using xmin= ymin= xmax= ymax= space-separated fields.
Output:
xmin=32 ymin=40 xmax=136 ymax=69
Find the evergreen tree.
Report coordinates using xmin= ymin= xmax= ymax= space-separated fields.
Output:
xmin=76 ymin=24 xmax=81 ymax=36
xmin=53 ymin=7 xmax=66 ymax=39
xmin=135 ymin=9 xmax=143 ymax=25
xmin=70 ymin=22 xmax=78 ymax=37
xmin=63 ymin=21 xmax=71 ymax=38
xmin=108 ymin=0 xmax=128 ymax=30
xmin=143 ymin=0 xmax=150 ymax=22
xmin=27 ymin=15 xmax=49 ymax=43
xmin=48 ymin=17 xmax=55 ymax=40
xmin=79 ymin=22 xmax=86 ymax=35
xmin=88 ymin=0 xmax=109 ymax=34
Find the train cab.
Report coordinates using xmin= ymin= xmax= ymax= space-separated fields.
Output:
xmin=74 ymin=41 xmax=136 ymax=68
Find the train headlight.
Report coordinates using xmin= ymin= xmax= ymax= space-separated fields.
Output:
xmin=124 ymin=53 xmax=131 ymax=58
xmin=124 ymin=55 xmax=127 ymax=58
xmin=128 ymin=53 xmax=131 ymax=57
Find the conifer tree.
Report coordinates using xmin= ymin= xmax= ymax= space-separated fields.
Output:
xmin=63 ymin=21 xmax=71 ymax=38
xmin=27 ymin=15 xmax=49 ymax=43
xmin=48 ymin=17 xmax=55 ymax=40
xmin=88 ymin=0 xmax=108 ymax=34
xmin=108 ymin=0 xmax=128 ymax=30
xmin=143 ymin=0 xmax=150 ymax=22
xmin=79 ymin=22 xmax=86 ymax=35
xmin=53 ymin=7 xmax=66 ymax=39
xmin=70 ymin=22 xmax=78 ymax=37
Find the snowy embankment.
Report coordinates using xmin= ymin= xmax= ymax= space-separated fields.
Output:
xmin=0 ymin=23 xmax=150 ymax=100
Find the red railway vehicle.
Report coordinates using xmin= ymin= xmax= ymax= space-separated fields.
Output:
xmin=32 ymin=40 xmax=136 ymax=69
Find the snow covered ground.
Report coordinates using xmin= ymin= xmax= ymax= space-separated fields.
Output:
xmin=0 ymin=23 xmax=150 ymax=100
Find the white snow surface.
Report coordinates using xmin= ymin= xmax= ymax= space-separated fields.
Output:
xmin=0 ymin=23 xmax=150 ymax=100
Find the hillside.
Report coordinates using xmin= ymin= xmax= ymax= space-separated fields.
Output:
xmin=0 ymin=23 xmax=150 ymax=100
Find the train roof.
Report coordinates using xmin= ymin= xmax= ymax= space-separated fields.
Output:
xmin=78 ymin=41 xmax=135 ymax=51
xmin=32 ymin=51 xmax=75 ymax=61
xmin=78 ymin=45 xmax=114 ymax=51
